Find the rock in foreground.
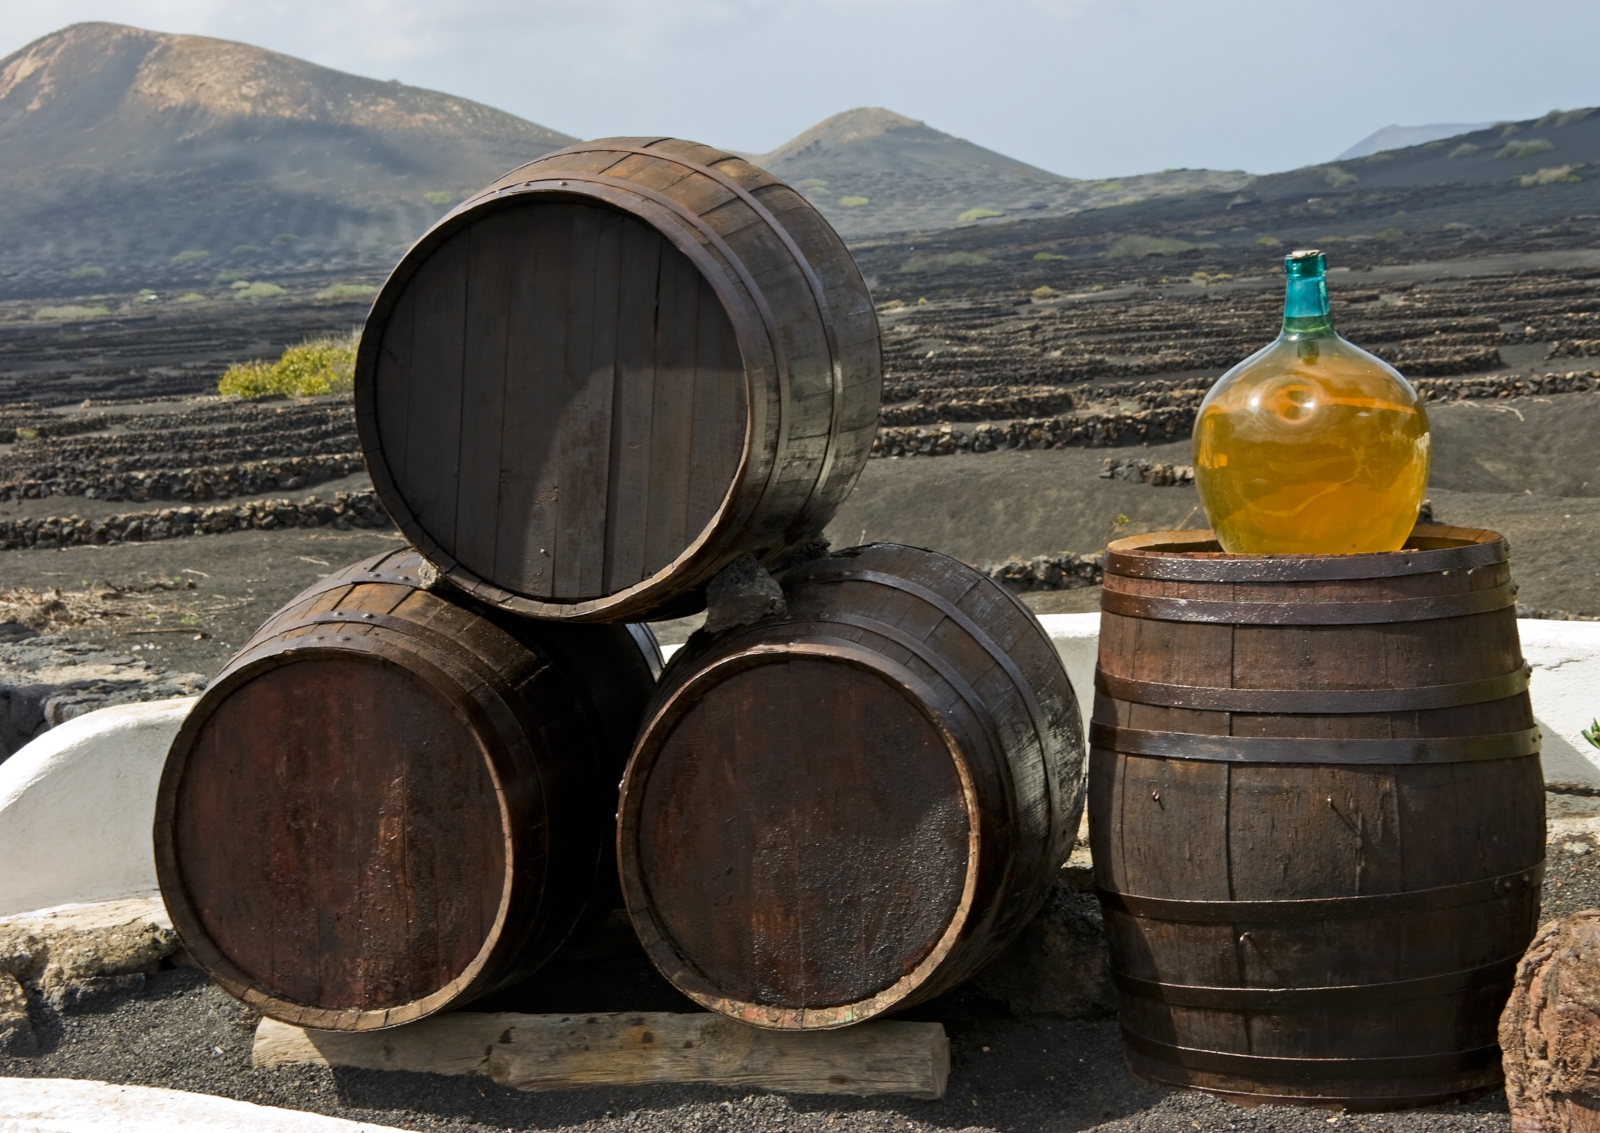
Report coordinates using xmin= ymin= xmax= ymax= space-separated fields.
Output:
xmin=1502 ymin=909 xmax=1600 ymax=1131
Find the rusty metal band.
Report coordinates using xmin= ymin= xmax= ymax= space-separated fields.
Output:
xmin=1088 ymin=721 xmax=1541 ymax=765
xmin=1120 ymin=1030 xmax=1502 ymax=1080
xmin=1094 ymin=664 xmax=1530 ymax=714
xmin=1105 ymin=532 xmax=1506 ymax=583
xmin=1100 ymin=582 xmax=1514 ymax=624
xmin=1111 ymin=956 xmax=1519 ymax=1012
xmin=1096 ymin=861 xmax=1543 ymax=923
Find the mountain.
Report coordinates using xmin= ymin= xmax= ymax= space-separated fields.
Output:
xmin=1337 ymin=122 xmax=1495 ymax=161
xmin=750 ymin=108 xmax=1254 ymax=239
xmin=0 ymin=23 xmax=576 ymax=297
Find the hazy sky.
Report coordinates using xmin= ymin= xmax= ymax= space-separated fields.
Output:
xmin=5 ymin=0 xmax=1599 ymax=179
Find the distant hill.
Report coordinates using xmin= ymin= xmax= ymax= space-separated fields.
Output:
xmin=0 ymin=22 xmax=576 ymax=298
xmin=1337 ymin=122 xmax=1495 ymax=161
xmin=749 ymin=108 xmax=1254 ymax=239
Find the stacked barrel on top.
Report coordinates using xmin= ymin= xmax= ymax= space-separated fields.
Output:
xmin=154 ymin=137 xmax=1087 ymax=1031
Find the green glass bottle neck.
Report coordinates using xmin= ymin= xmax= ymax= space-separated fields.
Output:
xmin=1282 ymin=272 xmax=1333 ymax=338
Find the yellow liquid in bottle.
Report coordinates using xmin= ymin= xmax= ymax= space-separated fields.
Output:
xmin=1193 ymin=334 xmax=1430 ymax=554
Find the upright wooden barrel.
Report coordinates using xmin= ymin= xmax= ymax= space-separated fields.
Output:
xmin=154 ymin=549 xmax=657 ymax=1031
xmin=355 ymin=137 xmax=882 ymax=623
xmin=1090 ymin=526 xmax=1544 ymax=1109
xmin=618 ymin=543 xmax=1085 ymax=1028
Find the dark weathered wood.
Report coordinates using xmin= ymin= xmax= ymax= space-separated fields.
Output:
xmin=618 ymin=543 xmax=1085 ymax=1029
xmin=153 ymin=549 xmax=658 ymax=1032
xmin=356 ymin=138 xmax=882 ymax=622
xmin=1090 ymin=525 xmax=1545 ymax=1109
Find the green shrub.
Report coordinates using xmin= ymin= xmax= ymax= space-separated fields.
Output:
xmin=317 ymin=282 xmax=379 ymax=303
xmin=214 ymin=270 xmax=248 ymax=285
xmin=178 ymin=292 xmax=206 ymax=303
xmin=1095 ymin=182 xmax=1124 ymax=194
xmin=36 ymin=305 xmax=110 ymax=320
xmin=1374 ymin=227 xmax=1405 ymax=242
xmin=1520 ymin=165 xmax=1582 ymax=186
xmin=1499 ymin=139 xmax=1554 ymax=159
xmin=881 ymin=299 xmax=906 ymax=310
xmin=172 ymin=249 xmax=209 ymax=263
xmin=839 ymin=196 xmax=870 ymax=208
xmin=900 ymin=251 xmax=989 ymax=273
xmin=1322 ymin=166 xmax=1358 ymax=188
xmin=70 ymin=265 xmax=106 ymax=280
xmin=233 ymin=282 xmax=286 ymax=300
xmin=1255 ymin=235 xmax=1281 ymax=248
xmin=1031 ymin=285 xmax=1057 ymax=299
xmin=1104 ymin=235 xmax=1198 ymax=259
xmin=1584 ymin=718 xmax=1600 ymax=750
xmin=424 ymin=191 xmax=454 ymax=206
xmin=957 ymin=207 xmax=1004 ymax=223
xmin=800 ymin=178 xmax=828 ymax=191
xmin=1449 ymin=143 xmax=1481 ymax=158
xmin=218 ymin=333 xmax=358 ymax=399
xmin=231 ymin=244 xmax=262 ymax=256
xmin=1033 ymin=251 xmax=1068 ymax=261
xmin=272 ymin=233 xmax=300 ymax=246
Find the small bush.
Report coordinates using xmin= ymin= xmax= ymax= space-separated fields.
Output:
xmin=1105 ymin=235 xmax=1198 ymax=259
xmin=881 ymin=299 xmax=906 ymax=310
xmin=218 ymin=333 xmax=358 ymax=399
xmin=1374 ymin=227 xmax=1405 ymax=242
xmin=1031 ymin=285 xmax=1057 ymax=299
xmin=231 ymin=244 xmax=262 ymax=256
xmin=272 ymin=233 xmax=300 ymax=246
xmin=233 ymin=282 xmax=286 ymax=300
xmin=800 ymin=178 xmax=828 ymax=190
xmin=317 ymin=282 xmax=379 ymax=303
xmin=1322 ymin=166 xmax=1358 ymax=188
xmin=178 ymin=292 xmax=206 ymax=303
xmin=424 ymin=191 xmax=454 ymax=206
xmin=1095 ymin=182 xmax=1124 ymax=194
xmin=1498 ymin=139 xmax=1554 ymax=159
xmin=36 ymin=305 xmax=110 ymax=320
xmin=70 ymin=265 xmax=106 ymax=280
xmin=1033 ymin=251 xmax=1067 ymax=261
xmin=839 ymin=196 xmax=870 ymax=208
xmin=900 ymin=251 xmax=988 ymax=273
xmin=1255 ymin=235 xmax=1281 ymax=248
xmin=958 ymin=207 xmax=1004 ymax=223
xmin=1520 ymin=165 xmax=1582 ymax=186
xmin=214 ymin=270 xmax=248 ymax=285
xmin=172 ymin=249 xmax=209 ymax=263
xmin=1449 ymin=143 xmax=1481 ymax=159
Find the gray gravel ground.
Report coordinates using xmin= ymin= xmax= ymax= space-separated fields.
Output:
xmin=13 ymin=805 xmax=1600 ymax=1133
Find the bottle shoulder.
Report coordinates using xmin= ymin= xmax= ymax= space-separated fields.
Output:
xmin=1199 ymin=332 xmax=1424 ymax=416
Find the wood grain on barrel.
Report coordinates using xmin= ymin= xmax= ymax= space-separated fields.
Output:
xmin=155 ymin=549 xmax=657 ymax=1031
xmin=1090 ymin=526 xmax=1544 ymax=1108
xmin=619 ymin=543 xmax=1085 ymax=1029
xmin=357 ymin=137 xmax=881 ymax=622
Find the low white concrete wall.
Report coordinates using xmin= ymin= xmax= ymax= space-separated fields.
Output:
xmin=0 ymin=1078 xmax=392 ymax=1131
xmin=1 ymin=619 xmax=1596 ymax=919
xmin=0 ymin=698 xmax=194 ymax=918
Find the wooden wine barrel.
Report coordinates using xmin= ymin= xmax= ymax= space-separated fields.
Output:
xmin=354 ymin=137 xmax=882 ymax=623
xmin=153 ymin=549 xmax=657 ymax=1031
xmin=618 ymin=543 xmax=1085 ymax=1029
xmin=1090 ymin=526 xmax=1544 ymax=1109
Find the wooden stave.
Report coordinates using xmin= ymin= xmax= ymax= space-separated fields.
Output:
xmin=617 ymin=542 xmax=1085 ymax=1029
xmin=154 ymin=550 xmax=656 ymax=1031
xmin=1090 ymin=527 xmax=1544 ymax=1107
xmin=354 ymin=137 xmax=881 ymax=623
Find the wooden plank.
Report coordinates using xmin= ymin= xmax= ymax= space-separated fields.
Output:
xmin=399 ymin=234 xmax=468 ymax=548
xmin=602 ymin=221 xmax=664 ymax=592
xmin=640 ymin=243 xmax=702 ymax=576
xmin=451 ymin=209 xmax=517 ymax=581
xmin=685 ymin=273 xmax=747 ymax=541
xmin=253 ymin=1012 xmax=949 ymax=1098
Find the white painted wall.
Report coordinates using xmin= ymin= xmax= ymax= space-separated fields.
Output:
xmin=1 ymin=619 xmax=1596 ymax=918
xmin=0 ymin=698 xmax=195 ymax=917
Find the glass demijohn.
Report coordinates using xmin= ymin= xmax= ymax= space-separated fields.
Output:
xmin=1192 ymin=250 xmax=1430 ymax=554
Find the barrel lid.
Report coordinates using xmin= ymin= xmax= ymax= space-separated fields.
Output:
xmin=1104 ymin=525 xmax=1508 ymax=583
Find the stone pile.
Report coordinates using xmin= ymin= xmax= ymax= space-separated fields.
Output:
xmin=979 ymin=551 xmax=1104 ymax=593
xmin=0 ymin=489 xmax=391 ymax=552
xmin=0 ymin=452 xmax=366 ymax=504
xmin=1098 ymin=457 xmax=1195 ymax=486
xmin=871 ymin=405 xmax=1194 ymax=458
